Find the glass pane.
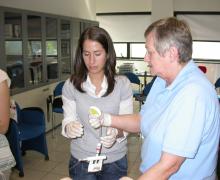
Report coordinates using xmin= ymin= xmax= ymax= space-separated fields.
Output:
xmin=61 ymin=57 xmax=71 ymax=79
xmin=61 ymin=40 xmax=70 ymax=57
xmin=28 ymin=41 xmax=43 ymax=85
xmin=46 ymin=17 xmax=57 ymax=38
xmin=61 ymin=20 xmax=71 ymax=38
xmin=28 ymin=15 xmax=41 ymax=38
xmin=114 ymin=43 xmax=128 ymax=58
xmin=46 ymin=40 xmax=57 ymax=56
xmin=46 ymin=40 xmax=58 ymax=79
xmin=61 ymin=40 xmax=71 ymax=79
xmin=4 ymin=12 xmax=22 ymax=38
xmin=28 ymin=40 xmax=42 ymax=57
xmin=130 ymin=43 xmax=146 ymax=58
xmin=29 ymin=58 xmax=43 ymax=85
xmin=5 ymin=41 xmax=22 ymax=55
xmin=5 ymin=41 xmax=24 ymax=88
xmin=47 ymin=59 xmax=58 ymax=79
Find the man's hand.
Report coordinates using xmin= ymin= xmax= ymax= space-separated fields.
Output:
xmin=65 ymin=121 xmax=83 ymax=138
xmin=100 ymin=127 xmax=118 ymax=148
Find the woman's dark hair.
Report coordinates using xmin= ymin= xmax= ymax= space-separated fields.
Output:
xmin=70 ymin=26 xmax=116 ymax=96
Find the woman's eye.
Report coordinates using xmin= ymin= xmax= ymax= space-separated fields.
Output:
xmin=95 ymin=53 xmax=101 ymax=56
xmin=83 ymin=52 xmax=89 ymax=56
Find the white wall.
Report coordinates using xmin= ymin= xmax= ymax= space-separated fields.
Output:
xmin=96 ymin=0 xmax=220 ymax=13
xmin=96 ymin=0 xmax=151 ymax=13
xmin=96 ymin=0 xmax=220 ymax=43
xmin=151 ymin=0 xmax=173 ymax=21
xmin=174 ymin=0 xmax=220 ymax=11
xmin=0 ymin=0 xmax=96 ymax=20
xmin=96 ymin=0 xmax=220 ymax=84
xmin=97 ymin=15 xmax=151 ymax=42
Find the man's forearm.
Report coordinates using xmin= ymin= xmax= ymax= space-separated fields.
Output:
xmin=138 ymin=153 xmax=185 ymax=180
xmin=111 ymin=114 xmax=141 ymax=133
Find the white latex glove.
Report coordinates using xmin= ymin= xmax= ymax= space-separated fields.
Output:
xmin=60 ymin=177 xmax=72 ymax=180
xmin=65 ymin=121 xmax=83 ymax=138
xmin=100 ymin=127 xmax=118 ymax=148
xmin=119 ymin=177 xmax=134 ymax=180
xmin=88 ymin=106 xmax=112 ymax=128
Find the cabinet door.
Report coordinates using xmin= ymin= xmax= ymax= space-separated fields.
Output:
xmin=4 ymin=12 xmax=25 ymax=89
xmin=27 ymin=15 xmax=43 ymax=85
xmin=46 ymin=17 xmax=58 ymax=80
xmin=60 ymin=19 xmax=71 ymax=80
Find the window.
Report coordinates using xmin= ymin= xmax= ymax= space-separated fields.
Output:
xmin=114 ymin=42 xmax=146 ymax=60
xmin=114 ymin=43 xmax=128 ymax=58
xmin=130 ymin=43 xmax=145 ymax=59
xmin=192 ymin=41 xmax=220 ymax=60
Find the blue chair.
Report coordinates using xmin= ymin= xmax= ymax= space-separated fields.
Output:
xmin=49 ymin=81 xmax=65 ymax=137
xmin=215 ymin=77 xmax=220 ymax=89
xmin=214 ymin=77 xmax=220 ymax=103
xmin=124 ymin=72 xmax=143 ymax=97
xmin=6 ymin=104 xmax=49 ymax=177
xmin=134 ymin=76 xmax=156 ymax=109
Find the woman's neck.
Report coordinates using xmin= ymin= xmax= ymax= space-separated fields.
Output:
xmin=88 ymin=73 xmax=105 ymax=94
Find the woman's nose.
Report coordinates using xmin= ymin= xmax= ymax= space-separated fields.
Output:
xmin=89 ymin=54 xmax=95 ymax=64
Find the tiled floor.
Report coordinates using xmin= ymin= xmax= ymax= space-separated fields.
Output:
xmin=9 ymin=101 xmax=142 ymax=180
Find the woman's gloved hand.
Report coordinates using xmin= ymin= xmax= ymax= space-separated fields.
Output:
xmin=119 ymin=177 xmax=134 ymax=180
xmin=88 ymin=106 xmax=112 ymax=128
xmin=100 ymin=127 xmax=118 ymax=148
xmin=65 ymin=121 xmax=83 ymax=138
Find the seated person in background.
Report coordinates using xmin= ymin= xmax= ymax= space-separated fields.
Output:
xmin=89 ymin=17 xmax=220 ymax=180
xmin=0 ymin=69 xmax=16 ymax=180
xmin=0 ymin=69 xmax=10 ymax=134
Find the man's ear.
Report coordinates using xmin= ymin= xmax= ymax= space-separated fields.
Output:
xmin=169 ymin=46 xmax=179 ymax=63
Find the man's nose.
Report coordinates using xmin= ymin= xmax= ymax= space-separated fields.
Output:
xmin=144 ymin=53 xmax=149 ymax=62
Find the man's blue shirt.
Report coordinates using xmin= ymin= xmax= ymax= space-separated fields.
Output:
xmin=140 ymin=60 xmax=220 ymax=179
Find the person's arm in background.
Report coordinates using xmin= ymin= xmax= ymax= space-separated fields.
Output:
xmin=0 ymin=79 xmax=10 ymax=134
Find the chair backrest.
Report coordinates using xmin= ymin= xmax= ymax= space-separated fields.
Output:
xmin=124 ymin=72 xmax=140 ymax=85
xmin=143 ymin=76 xmax=156 ymax=96
xmin=53 ymin=81 xmax=65 ymax=97
xmin=215 ymin=77 xmax=220 ymax=89
xmin=15 ymin=102 xmax=22 ymax=124
xmin=198 ymin=65 xmax=207 ymax=73
xmin=52 ymin=81 xmax=65 ymax=111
